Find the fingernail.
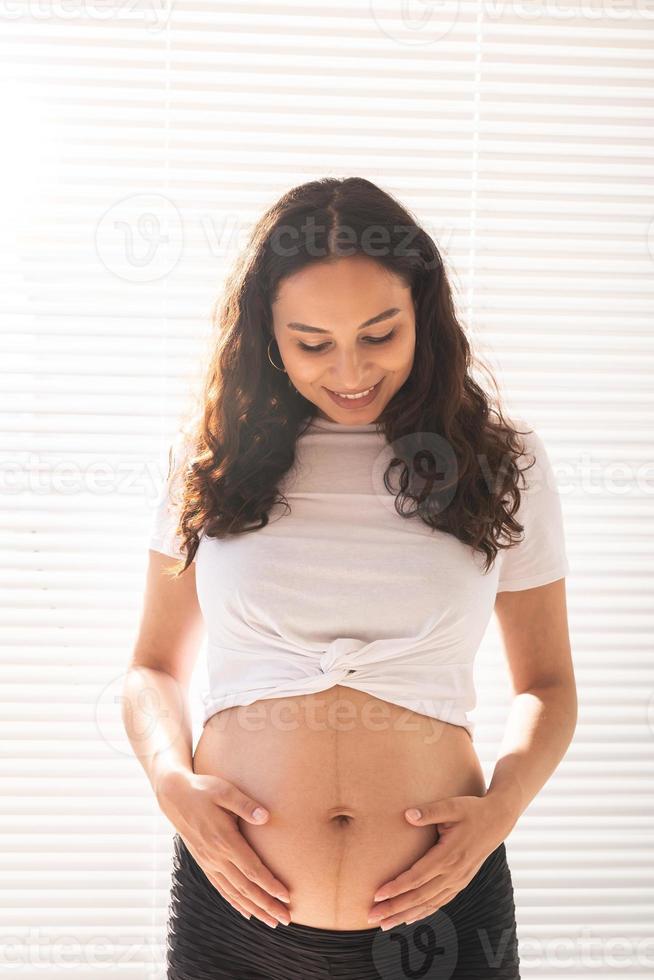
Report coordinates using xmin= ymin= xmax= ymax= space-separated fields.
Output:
xmin=252 ymin=807 xmax=268 ymax=821
xmin=275 ymin=892 xmax=291 ymax=903
xmin=406 ymin=808 xmax=421 ymax=820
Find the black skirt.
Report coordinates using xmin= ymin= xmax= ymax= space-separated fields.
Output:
xmin=166 ymin=831 xmax=521 ymax=979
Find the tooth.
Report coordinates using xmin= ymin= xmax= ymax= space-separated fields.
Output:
xmin=334 ymin=386 xmax=372 ymax=398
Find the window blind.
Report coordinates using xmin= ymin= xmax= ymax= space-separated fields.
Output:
xmin=1 ymin=3 xmax=652 ymax=977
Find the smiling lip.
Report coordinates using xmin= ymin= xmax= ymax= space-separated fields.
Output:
xmin=324 ymin=379 xmax=383 ymax=410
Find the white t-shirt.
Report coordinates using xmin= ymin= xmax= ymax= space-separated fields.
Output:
xmin=148 ymin=415 xmax=570 ymax=741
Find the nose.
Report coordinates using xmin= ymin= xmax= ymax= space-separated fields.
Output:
xmin=329 ymin=349 xmax=374 ymax=389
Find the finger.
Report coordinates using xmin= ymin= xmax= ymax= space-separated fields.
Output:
xmin=211 ymin=879 xmax=251 ymax=921
xmin=380 ymin=891 xmax=457 ymax=931
xmin=207 ymin=867 xmax=280 ymax=928
xmin=212 ymin=869 xmax=287 ymax=930
xmin=211 ymin=777 xmax=271 ymax=826
xmin=181 ymin=836 xmax=284 ymax=929
xmin=381 ymin=905 xmax=431 ymax=930
xmin=229 ymin=900 xmax=251 ymax=920
xmin=200 ymin=866 xmax=256 ymax=922
xmin=374 ymin=853 xmax=447 ymax=901
xmin=405 ymin=797 xmax=462 ymax=827
xmin=221 ymin=859 xmax=292 ymax=925
xmin=369 ymin=881 xmax=435 ymax=923
xmin=218 ymin=824 xmax=291 ymax=904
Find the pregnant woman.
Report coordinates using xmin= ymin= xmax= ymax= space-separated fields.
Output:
xmin=123 ymin=177 xmax=577 ymax=980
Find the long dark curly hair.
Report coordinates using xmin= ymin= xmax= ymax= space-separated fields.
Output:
xmin=162 ymin=176 xmax=535 ymax=578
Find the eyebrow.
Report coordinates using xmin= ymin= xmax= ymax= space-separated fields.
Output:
xmin=286 ymin=307 xmax=401 ymax=335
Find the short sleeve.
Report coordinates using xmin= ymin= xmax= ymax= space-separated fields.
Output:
xmin=148 ymin=433 xmax=192 ymax=561
xmin=496 ymin=425 xmax=570 ymax=593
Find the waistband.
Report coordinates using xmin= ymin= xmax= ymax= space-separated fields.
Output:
xmin=172 ymin=831 xmax=511 ymax=952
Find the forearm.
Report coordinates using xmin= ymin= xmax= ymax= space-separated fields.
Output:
xmin=486 ymin=681 xmax=578 ymax=830
xmin=121 ymin=665 xmax=194 ymax=797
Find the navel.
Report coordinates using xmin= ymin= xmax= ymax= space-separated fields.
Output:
xmin=327 ymin=806 xmax=356 ymax=825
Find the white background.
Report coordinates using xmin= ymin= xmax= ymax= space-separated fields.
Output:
xmin=1 ymin=1 xmax=653 ymax=977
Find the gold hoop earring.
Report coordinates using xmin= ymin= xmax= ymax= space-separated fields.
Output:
xmin=267 ymin=337 xmax=287 ymax=373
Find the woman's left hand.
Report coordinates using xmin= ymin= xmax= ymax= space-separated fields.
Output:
xmin=367 ymin=794 xmax=517 ymax=930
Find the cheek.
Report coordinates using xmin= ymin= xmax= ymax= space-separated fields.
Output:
xmin=381 ymin=338 xmax=415 ymax=388
xmin=397 ymin=331 xmax=416 ymax=368
xmin=381 ymin=336 xmax=414 ymax=371
xmin=282 ymin=347 xmax=323 ymax=383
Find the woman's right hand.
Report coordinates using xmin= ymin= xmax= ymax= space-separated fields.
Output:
xmin=156 ymin=769 xmax=292 ymax=929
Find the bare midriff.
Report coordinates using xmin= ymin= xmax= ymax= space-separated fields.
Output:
xmin=192 ymin=685 xmax=487 ymax=929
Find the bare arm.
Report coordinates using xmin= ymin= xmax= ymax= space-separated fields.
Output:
xmin=122 ymin=550 xmax=292 ymax=928
xmin=121 ymin=664 xmax=195 ymax=798
xmin=121 ymin=550 xmax=205 ymax=797
xmin=486 ymin=577 xmax=578 ymax=828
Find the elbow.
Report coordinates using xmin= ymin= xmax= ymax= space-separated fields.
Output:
xmin=523 ymin=676 xmax=578 ymax=739
xmin=551 ymin=678 xmax=579 ymax=742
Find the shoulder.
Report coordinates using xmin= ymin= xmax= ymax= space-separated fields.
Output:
xmin=504 ymin=417 xmax=555 ymax=487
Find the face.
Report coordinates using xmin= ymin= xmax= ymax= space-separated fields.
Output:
xmin=271 ymin=255 xmax=416 ymax=424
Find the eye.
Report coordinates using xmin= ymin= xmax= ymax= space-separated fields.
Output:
xmin=298 ymin=330 xmax=395 ymax=354
xmin=365 ymin=330 xmax=395 ymax=345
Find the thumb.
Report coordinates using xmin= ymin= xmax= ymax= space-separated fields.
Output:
xmin=243 ymin=802 xmax=269 ymax=824
xmin=405 ymin=797 xmax=458 ymax=825
xmin=211 ymin=776 xmax=270 ymax=824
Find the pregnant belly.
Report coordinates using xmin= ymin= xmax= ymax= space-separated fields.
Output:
xmin=192 ymin=685 xmax=487 ymax=930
